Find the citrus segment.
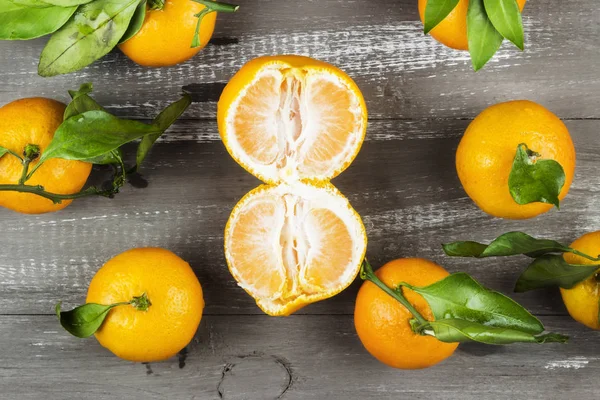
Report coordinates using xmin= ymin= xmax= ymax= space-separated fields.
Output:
xmin=218 ymin=55 xmax=367 ymax=184
xmin=224 ymin=182 xmax=367 ymax=316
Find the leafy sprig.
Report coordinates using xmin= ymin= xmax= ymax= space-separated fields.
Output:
xmin=443 ymin=231 xmax=600 ymax=292
xmin=423 ymin=0 xmax=525 ymax=70
xmin=0 ymin=83 xmax=191 ymax=206
xmin=0 ymin=0 xmax=239 ymax=76
xmin=360 ymin=260 xmax=567 ymax=345
xmin=56 ymin=292 xmax=151 ymax=338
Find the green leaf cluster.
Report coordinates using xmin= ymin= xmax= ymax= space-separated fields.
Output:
xmin=443 ymin=231 xmax=600 ymax=292
xmin=0 ymin=83 xmax=191 ymax=204
xmin=423 ymin=0 xmax=525 ymax=70
xmin=0 ymin=0 xmax=239 ymax=76
xmin=360 ymin=261 xmax=567 ymax=345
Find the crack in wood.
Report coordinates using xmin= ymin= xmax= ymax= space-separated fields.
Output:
xmin=216 ymin=354 xmax=293 ymax=399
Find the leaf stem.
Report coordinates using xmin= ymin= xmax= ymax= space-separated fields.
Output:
xmin=569 ymin=248 xmax=600 ymax=262
xmin=0 ymin=184 xmax=117 ymax=204
xmin=360 ymin=260 xmax=428 ymax=326
xmin=191 ymin=0 xmax=239 ymax=13
xmin=190 ymin=0 xmax=239 ymax=48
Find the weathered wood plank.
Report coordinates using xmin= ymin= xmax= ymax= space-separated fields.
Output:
xmin=0 ymin=315 xmax=597 ymax=400
xmin=0 ymin=0 xmax=598 ymax=119
xmin=0 ymin=119 xmax=597 ymax=315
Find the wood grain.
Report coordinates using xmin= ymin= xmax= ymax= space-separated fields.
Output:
xmin=0 ymin=315 xmax=598 ymax=400
xmin=0 ymin=120 xmax=598 ymax=316
xmin=0 ymin=0 xmax=599 ymax=398
xmin=0 ymin=0 xmax=598 ymax=119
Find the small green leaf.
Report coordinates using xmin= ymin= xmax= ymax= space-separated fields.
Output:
xmin=84 ymin=148 xmax=124 ymax=165
xmin=38 ymin=0 xmax=141 ymax=77
xmin=467 ymin=0 xmax=504 ymax=71
xmin=40 ymin=110 xmax=162 ymax=163
xmin=64 ymin=83 xmax=104 ymax=121
xmin=426 ymin=318 xmax=568 ymax=345
xmin=515 ymin=255 xmax=600 ymax=292
xmin=0 ymin=146 xmax=8 ymax=159
xmin=68 ymin=83 xmax=94 ymax=100
xmin=483 ymin=0 xmax=524 ymax=50
xmin=0 ymin=0 xmax=77 ymax=40
xmin=135 ymin=94 xmax=192 ymax=171
xmin=119 ymin=0 xmax=146 ymax=44
xmin=64 ymin=94 xmax=106 ymax=121
xmin=509 ymin=143 xmax=566 ymax=208
xmin=403 ymin=272 xmax=544 ymax=334
xmin=423 ymin=0 xmax=460 ymax=34
xmin=443 ymin=231 xmax=571 ymax=258
xmin=56 ymin=301 xmax=119 ymax=338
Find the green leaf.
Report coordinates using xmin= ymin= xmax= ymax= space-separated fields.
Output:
xmin=64 ymin=83 xmax=104 ymax=120
xmin=423 ymin=0 xmax=459 ymax=34
xmin=402 ymin=272 xmax=544 ymax=334
xmin=509 ymin=143 xmax=566 ymax=208
xmin=6 ymin=0 xmax=51 ymax=7
xmin=135 ymin=94 xmax=192 ymax=170
xmin=37 ymin=0 xmax=94 ymax=5
xmin=40 ymin=110 xmax=162 ymax=163
xmin=483 ymin=0 xmax=524 ymax=50
xmin=0 ymin=146 xmax=8 ymax=159
xmin=515 ymin=255 xmax=600 ymax=292
xmin=443 ymin=231 xmax=571 ymax=258
xmin=119 ymin=0 xmax=146 ymax=44
xmin=84 ymin=148 xmax=124 ymax=165
xmin=68 ymin=82 xmax=94 ymax=100
xmin=56 ymin=301 xmax=119 ymax=338
xmin=467 ymin=0 xmax=504 ymax=71
xmin=64 ymin=94 xmax=106 ymax=121
xmin=425 ymin=318 xmax=568 ymax=345
xmin=38 ymin=0 xmax=141 ymax=77
xmin=0 ymin=0 xmax=77 ymax=40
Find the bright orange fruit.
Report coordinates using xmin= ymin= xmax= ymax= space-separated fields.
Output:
xmin=354 ymin=258 xmax=458 ymax=369
xmin=418 ymin=0 xmax=527 ymax=50
xmin=119 ymin=0 xmax=217 ymax=67
xmin=0 ymin=98 xmax=92 ymax=214
xmin=87 ymin=248 xmax=204 ymax=362
xmin=561 ymin=231 xmax=600 ymax=330
xmin=456 ymin=100 xmax=575 ymax=219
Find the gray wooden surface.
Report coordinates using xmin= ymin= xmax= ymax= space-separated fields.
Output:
xmin=0 ymin=1 xmax=599 ymax=399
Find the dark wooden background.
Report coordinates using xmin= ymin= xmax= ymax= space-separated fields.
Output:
xmin=1 ymin=1 xmax=599 ymax=398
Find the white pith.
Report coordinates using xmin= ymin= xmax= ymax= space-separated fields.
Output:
xmin=224 ymin=64 xmax=364 ymax=183
xmin=224 ymin=182 xmax=367 ymax=315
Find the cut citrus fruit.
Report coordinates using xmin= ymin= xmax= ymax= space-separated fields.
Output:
xmin=217 ymin=55 xmax=368 ymax=184
xmin=224 ymin=182 xmax=367 ymax=316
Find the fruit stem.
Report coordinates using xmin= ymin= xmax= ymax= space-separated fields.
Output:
xmin=130 ymin=292 xmax=152 ymax=311
xmin=0 ymin=184 xmax=118 ymax=204
xmin=189 ymin=0 xmax=239 ymax=48
xmin=19 ymin=144 xmax=40 ymax=185
xmin=359 ymin=260 xmax=428 ymax=326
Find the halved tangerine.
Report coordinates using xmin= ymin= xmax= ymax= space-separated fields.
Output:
xmin=217 ymin=55 xmax=368 ymax=184
xmin=224 ymin=182 xmax=367 ymax=316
